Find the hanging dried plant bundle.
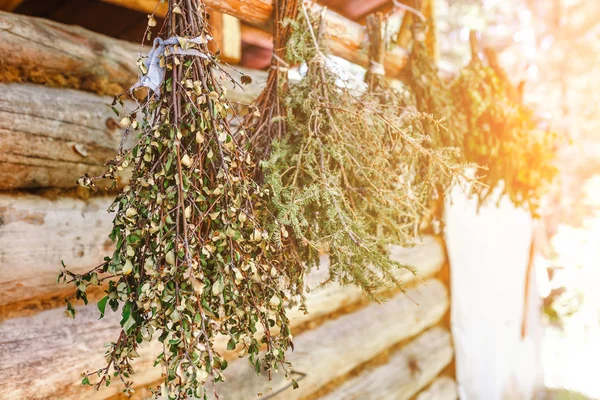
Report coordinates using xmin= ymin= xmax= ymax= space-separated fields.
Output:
xmin=262 ymin=6 xmax=467 ymax=296
xmin=244 ymin=0 xmax=300 ymax=159
xmin=404 ymin=26 xmax=557 ymax=215
xmin=363 ymin=13 xmax=469 ymax=231
xmin=403 ymin=37 xmax=467 ymax=149
xmin=58 ymin=1 xmax=304 ymax=397
xmin=450 ymin=48 xmax=559 ymax=214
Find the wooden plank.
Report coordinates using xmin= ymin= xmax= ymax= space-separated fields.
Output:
xmin=99 ymin=0 xmax=410 ymax=77
xmin=416 ymin=377 xmax=458 ymax=400
xmin=318 ymin=327 xmax=453 ymax=400
xmin=212 ymin=280 xmax=448 ymax=399
xmin=0 ymin=277 xmax=446 ymax=400
xmin=0 ymin=190 xmax=444 ymax=314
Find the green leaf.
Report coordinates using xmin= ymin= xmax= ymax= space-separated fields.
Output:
xmin=82 ymin=376 xmax=91 ymax=386
xmin=98 ymin=296 xmax=108 ymax=319
xmin=226 ymin=338 xmax=236 ymax=350
xmin=120 ymin=301 xmax=131 ymax=326
xmin=127 ymin=233 xmax=141 ymax=244
xmin=122 ymin=313 xmax=136 ymax=334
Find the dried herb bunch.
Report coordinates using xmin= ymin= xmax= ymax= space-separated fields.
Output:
xmin=404 ymin=28 xmax=557 ymax=214
xmin=450 ymin=51 xmax=559 ymax=214
xmin=363 ymin=13 xmax=468 ymax=231
xmin=262 ymin=6 xmax=466 ymax=295
xmin=403 ymin=29 xmax=467 ymax=149
xmin=244 ymin=0 xmax=299 ymax=159
xmin=58 ymin=1 xmax=304 ymax=397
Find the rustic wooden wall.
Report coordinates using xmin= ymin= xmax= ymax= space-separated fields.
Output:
xmin=0 ymin=7 xmax=457 ymax=400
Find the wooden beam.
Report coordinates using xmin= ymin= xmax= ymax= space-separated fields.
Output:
xmin=332 ymin=0 xmax=391 ymax=21
xmin=423 ymin=0 xmax=438 ymax=61
xmin=0 ymin=190 xmax=444 ymax=314
xmin=0 ymin=0 xmax=22 ymax=11
xmin=318 ymin=327 xmax=454 ymax=400
xmin=99 ymin=0 xmax=410 ymax=76
xmin=0 ymin=275 xmax=446 ymax=399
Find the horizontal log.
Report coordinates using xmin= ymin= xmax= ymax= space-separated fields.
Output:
xmin=100 ymin=0 xmax=409 ymax=76
xmin=291 ymin=234 xmax=445 ymax=329
xmin=0 ymin=75 xmax=265 ymax=190
xmin=0 ymin=83 xmax=126 ymax=189
xmin=416 ymin=377 xmax=458 ymax=400
xmin=0 ymin=11 xmax=139 ymax=94
xmin=318 ymin=327 xmax=453 ymax=400
xmin=0 ymin=301 xmax=165 ymax=399
xmin=0 ymin=10 xmax=267 ymax=95
xmin=0 ymin=193 xmax=114 ymax=309
xmin=0 ymin=191 xmax=445 ymax=313
xmin=212 ymin=280 xmax=448 ymax=399
xmin=0 ymin=277 xmax=446 ymax=399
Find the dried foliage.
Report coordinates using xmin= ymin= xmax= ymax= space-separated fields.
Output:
xmin=54 ymin=1 xmax=557 ymax=398
xmin=59 ymin=1 xmax=304 ymax=398
xmin=404 ymin=36 xmax=467 ymax=149
xmin=450 ymin=52 xmax=559 ymax=214
xmin=404 ymin=31 xmax=557 ymax=214
xmin=261 ymin=6 xmax=467 ymax=295
xmin=244 ymin=0 xmax=299 ymax=159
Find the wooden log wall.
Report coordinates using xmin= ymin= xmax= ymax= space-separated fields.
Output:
xmin=0 ymin=8 xmax=457 ymax=400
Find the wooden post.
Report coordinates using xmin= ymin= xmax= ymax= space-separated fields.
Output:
xmin=423 ymin=0 xmax=438 ymax=61
xmin=208 ymin=10 xmax=242 ymax=64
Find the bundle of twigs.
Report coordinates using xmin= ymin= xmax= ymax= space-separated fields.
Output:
xmin=59 ymin=1 xmax=304 ymax=397
xmin=244 ymin=0 xmax=300 ymax=159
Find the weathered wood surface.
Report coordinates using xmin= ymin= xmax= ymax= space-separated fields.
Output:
xmin=0 ymin=189 xmax=444 ymax=312
xmin=0 ymin=280 xmax=447 ymax=400
xmin=100 ymin=0 xmax=409 ymax=77
xmin=0 ymin=83 xmax=126 ymax=189
xmin=318 ymin=327 xmax=453 ymax=400
xmin=0 ymin=302 xmax=165 ymax=400
xmin=416 ymin=377 xmax=458 ymax=400
xmin=211 ymin=280 xmax=448 ymax=399
xmin=0 ymin=10 xmax=267 ymax=95
xmin=0 ymin=194 xmax=115 ymax=308
xmin=0 ymin=11 xmax=139 ymax=94
xmin=0 ymin=74 xmax=265 ymax=190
